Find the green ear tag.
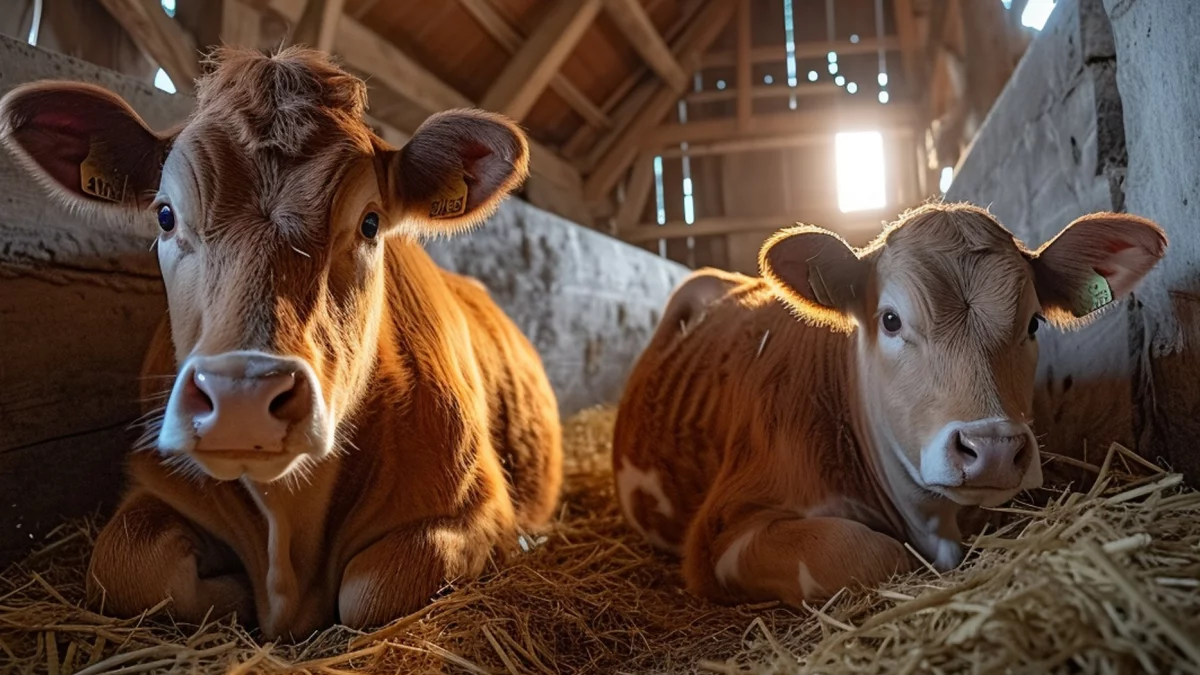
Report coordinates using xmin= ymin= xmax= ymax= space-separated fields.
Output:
xmin=1072 ymin=271 xmax=1113 ymax=318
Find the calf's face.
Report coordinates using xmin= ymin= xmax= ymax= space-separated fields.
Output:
xmin=762 ymin=206 xmax=1166 ymax=507
xmin=0 ymin=48 xmax=528 ymax=483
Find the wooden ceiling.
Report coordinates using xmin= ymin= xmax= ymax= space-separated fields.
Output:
xmin=30 ymin=0 xmax=1030 ymax=231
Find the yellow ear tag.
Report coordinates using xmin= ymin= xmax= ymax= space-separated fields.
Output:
xmin=428 ymin=173 xmax=468 ymax=220
xmin=79 ymin=140 xmax=127 ymax=203
xmin=1072 ymin=271 xmax=1114 ymax=318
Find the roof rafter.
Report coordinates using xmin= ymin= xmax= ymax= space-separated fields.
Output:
xmin=582 ymin=0 xmax=740 ymax=203
xmin=478 ymin=0 xmax=603 ymax=122
xmin=601 ymin=0 xmax=688 ymax=92
xmin=457 ymin=0 xmax=610 ymax=128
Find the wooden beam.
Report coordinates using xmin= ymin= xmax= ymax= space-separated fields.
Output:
xmin=652 ymin=127 xmax=914 ymax=159
xmin=684 ymin=82 xmax=839 ymax=104
xmin=619 ymin=210 xmax=892 ymax=242
xmin=266 ymin=0 xmax=583 ymax=195
xmin=175 ymin=0 xmax=261 ymax=50
xmin=735 ymin=0 xmax=751 ymax=129
xmin=97 ymin=0 xmax=201 ymax=94
xmin=702 ymin=36 xmax=900 ymax=68
xmin=290 ymin=0 xmax=345 ymax=53
xmin=220 ymin=0 xmax=261 ymax=48
xmin=479 ymin=0 xmax=602 ymax=121
xmin=615 ymin=153 xmax=656 ymax=230
xmin=562 ymin=0 xmax=704 ymax=158
xmin=892 ymin=0 xmax=920 ymax=88
xmin=457 ymin=0 xmax=609 ymax=128
xmin=642 ymin=104 xmax=918 ymax=149
xmin=602 ymin=0 xmax=688 ymax=92
xmin=583 ymin=0 xmax=739 ymax=203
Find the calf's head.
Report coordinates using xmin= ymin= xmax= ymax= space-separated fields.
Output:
xmin=0 ymin=48 xmax=529 ymax=483
xmin=761 ymin=204 xmax=1166 ymax=507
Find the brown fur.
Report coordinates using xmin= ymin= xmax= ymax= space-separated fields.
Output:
xmin=1 ymin=47 xmax=562 ymax=638
xmin=613 ymin=203 xmax=1166 ymax=608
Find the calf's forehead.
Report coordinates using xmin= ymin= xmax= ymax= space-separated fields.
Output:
xmin=873 ymin=209 xmax=1036 ymax=347
xmin=166 ymin=123 xmax=373 ymax=241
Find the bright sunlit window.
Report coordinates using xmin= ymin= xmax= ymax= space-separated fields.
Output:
xmin=1021 ymin=0 xmax=1056 ymax=30
xmin=835 ymin=131 xmax=886 ymax=213
xmin=940 ymin=166 xmax=954 ymax=193
xmin=154 ymin=68 xmax=177 ymax=93
xmin=161 ymin=0 xmax=176 ymax=17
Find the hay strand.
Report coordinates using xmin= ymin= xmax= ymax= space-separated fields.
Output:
xmin=1 ymin=407 xmax=1198 ymax=674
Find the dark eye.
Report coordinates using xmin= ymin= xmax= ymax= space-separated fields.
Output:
xmin=881 ymin=311 xmax=903 ymax=336
xmin=360 ymin=212 xmax=380 ymax=239
xmin=1028 ymin=314 xmax=1043 ymax=337
xmin=156 ymin=204 xmax=175 ymax=232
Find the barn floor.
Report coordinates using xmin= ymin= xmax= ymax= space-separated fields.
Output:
xmin=1 ymin=408 xmax=1198 ymax=674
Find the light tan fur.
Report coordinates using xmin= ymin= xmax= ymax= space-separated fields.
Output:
xmin=0 ymin=47 xmax=562 ymax=638
xmin=613 ymin=203 xmax=1166 ymax=608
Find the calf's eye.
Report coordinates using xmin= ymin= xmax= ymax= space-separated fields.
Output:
xmin=881 ymin=311 xmax=903 ymax=336
xmin=360 ymin=212 xmax=380 ymax=239
xmin=1028 ymin=314 xmax=1043 ymax=337
xmin=157 ymin=205 xmax=175 ymax=232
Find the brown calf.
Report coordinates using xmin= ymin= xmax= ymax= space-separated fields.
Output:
xmin=0 ymin=47 xmax=562 ymax=638
xmin=613 ymin=204 xmax=1165 ymax=607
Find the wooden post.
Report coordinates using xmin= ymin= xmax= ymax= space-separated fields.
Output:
xmin=735 ymin=0 xmax=752 ymax=130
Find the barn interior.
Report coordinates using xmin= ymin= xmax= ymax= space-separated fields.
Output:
xmin=2 ymin=0 xmax=1199 ymax=672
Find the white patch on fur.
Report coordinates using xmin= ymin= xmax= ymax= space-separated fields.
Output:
xmin=798 ymin=561 xmax=823 ymax=598
xmin=615 ymin=462 xmax=675 ymax=519
xmin=932 ymin=537 xmax=964 ymax=572
xmin=715 ymin=528 xmax=758 ymax=588
xmin=615 ymin=461 xmax=680 ymax=553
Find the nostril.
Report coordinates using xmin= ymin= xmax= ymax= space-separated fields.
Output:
xmin=268 ymin=374 xmax=311 ymax=423
xmin=184 ymin=370 xmax=215 ymax=415
xmin=955 ymin=436 xmax=978 ymax=460
xmin=269 ymin=388 xmax=295 ymax=415
xmin=1011 ymin=436 xmax=1030 ymax=467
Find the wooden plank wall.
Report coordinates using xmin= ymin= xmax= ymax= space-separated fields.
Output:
xmin=0 ymin=37 xmax=190 ymax=563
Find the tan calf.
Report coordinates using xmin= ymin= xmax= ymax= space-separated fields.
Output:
xmin=0 ymin=47 xmax=562 ymax=638
xmin=613 ymin=203 xmax=1165 ymax=607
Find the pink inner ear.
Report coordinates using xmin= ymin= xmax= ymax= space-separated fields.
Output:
xmin=1102 ymin=245 xmax=1158 ymax=296
xmin=15 ymin=124 xmax=93 ymax=196
xmin=30 ymin=110 xmax=95 ymax=136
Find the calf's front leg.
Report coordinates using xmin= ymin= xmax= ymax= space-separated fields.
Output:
xmin=338 ymin=522 xmax=490 ymax=628
xmin=686 ymin=513 xmax=914 ymax=607
xmin=88 ymin=492 xmax=254 ymax=623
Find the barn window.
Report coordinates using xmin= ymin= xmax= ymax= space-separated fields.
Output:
xmin=1021 ymin=0 xmax=1056 ymax=29
xmin=154 ymin=69 xmax=176 ymax=93
xmin=161 ymin=0 xmax=176 ymax=17
xmin=835 ymin=131 xmax=886 ymax=213
xmin=653 ymin=156 xmax=666 ymax=225
xmin=940 ymin=166 xmax=955 ymax=193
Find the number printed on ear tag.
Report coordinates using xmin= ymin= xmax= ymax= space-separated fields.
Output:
xmin=1072 ymin=271 xmax=1114 ymax=318
xmin=79 ymin=140 xmax=126 ymax=203
xmin=429 ymin=173 xmax=468 ymax=219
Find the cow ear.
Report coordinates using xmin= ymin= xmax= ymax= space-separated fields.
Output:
xmin=0 ymin=81 xmax=171 ymax=215
xmin=760 ymin=226 xmax=867 ymax=332
xmin=386 ymin=109 xmax=529 ymax=234
xmin=1031 ymin=212 xmax=1167 ymax=327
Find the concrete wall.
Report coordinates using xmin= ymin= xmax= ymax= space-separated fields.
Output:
xmin=1100 ymin=0 xmax=1200 ymax=482
xmin=948 ymin=0 xmax=1200 ymax=482
xmin=0 ymin=36 xmax=687 ymax=563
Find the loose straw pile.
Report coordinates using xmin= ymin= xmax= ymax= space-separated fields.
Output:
xmin=1 ymin=407 xmax=1197 ymax=674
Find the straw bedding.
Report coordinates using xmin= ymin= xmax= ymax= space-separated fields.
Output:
xmin=1 ymin=406 xmax=1198 ymax=674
